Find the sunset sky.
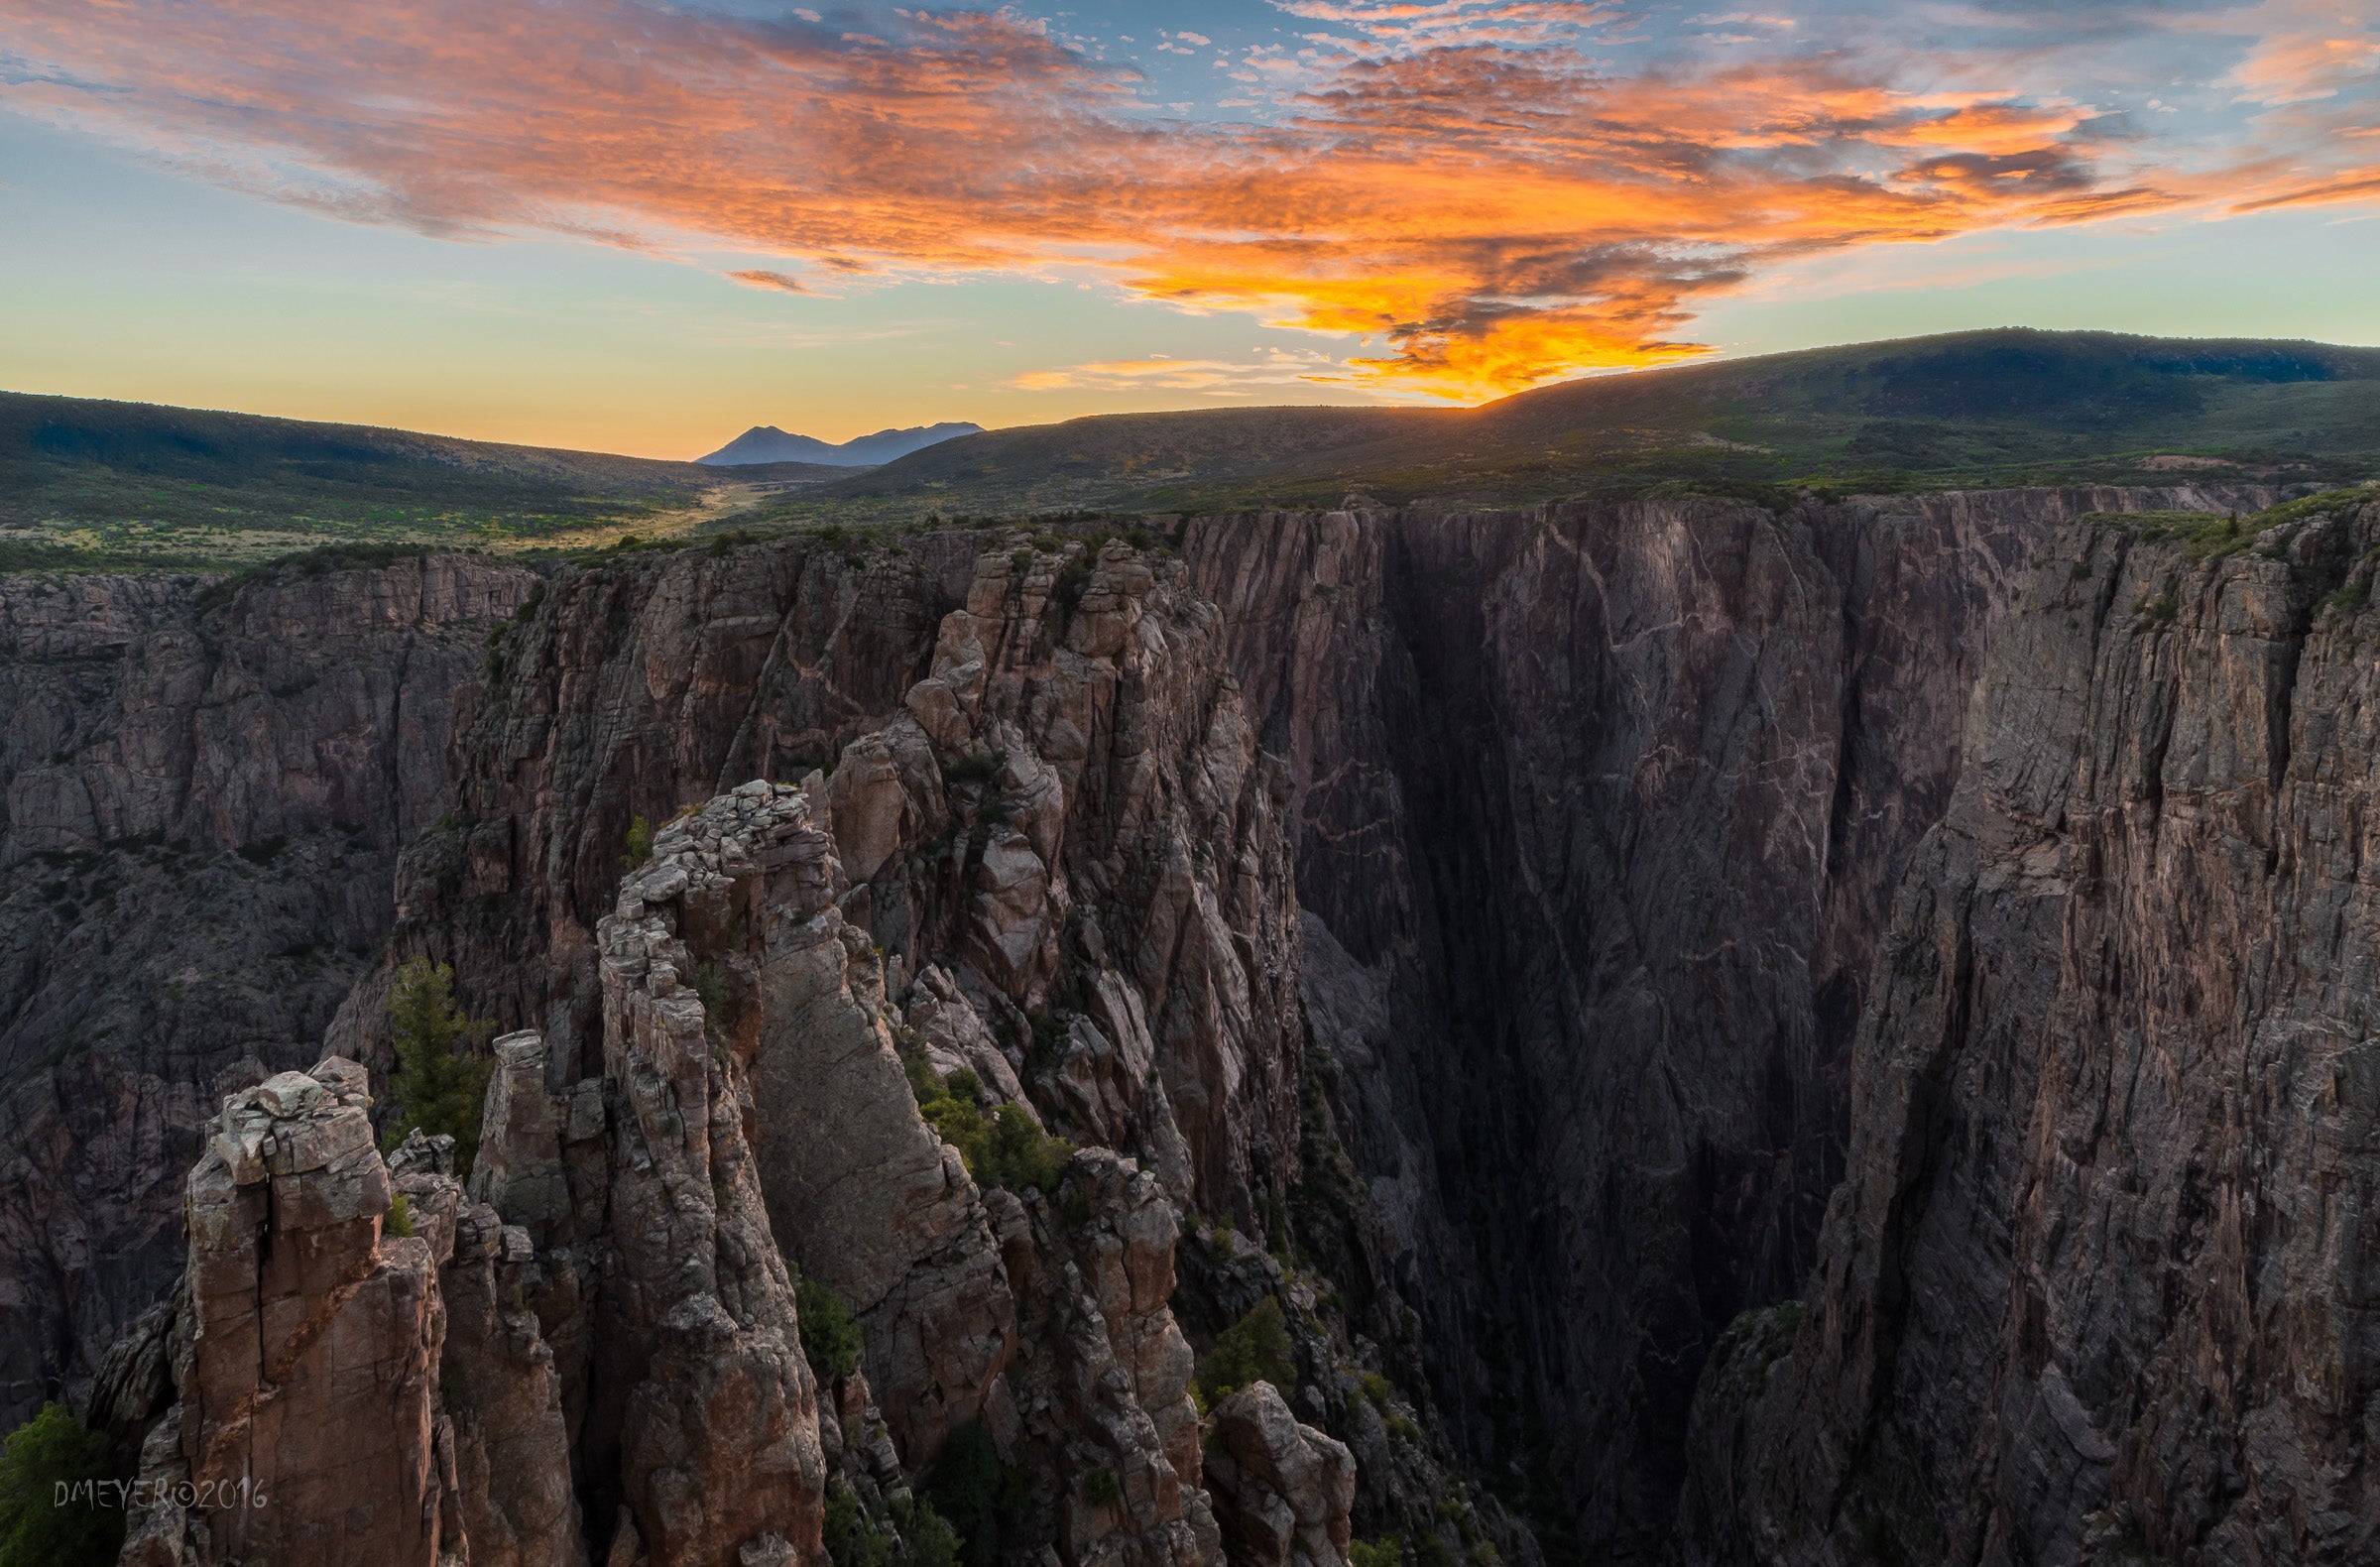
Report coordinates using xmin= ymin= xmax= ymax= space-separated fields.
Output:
xmin=3 ymin=0 xmax=2377 ymax=458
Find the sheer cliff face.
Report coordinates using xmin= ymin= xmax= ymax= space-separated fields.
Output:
xmin=0 ymin=559 xmax=534 ymax=1427
xmin=1184 ymin=488 xmax=2272 ymax=1556
xmin=1687 ymin=498 xmax=2380 ymax=1567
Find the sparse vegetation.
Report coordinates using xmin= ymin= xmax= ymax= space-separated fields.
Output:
xmin=796 ymin=1276 xmax=862 ymax=1383
xmin=1196 ymin=1296 xmax=1299 ymax=1405
xmin=893 ymin=1496 xmax=962 ymax=1567
xmin=1351 ymin=1539 xmax=1406 ymax=1567
xmin=1081 ymin=1466 xmax=1122 ymax=1508
xmin=941 ymin=750 xmax=1005 ymax=786
xmin=925 ymin=1421 xmax=1026 ymax=1567
xmin=0 ymin=1402 xmax=121 ymax=1567
xmin=905 ymin=1058 xmax=1075 ymax=1194
xmin=382 ymin=957 xmax=497 ymax=1179
xmin=823 ymin=1481 xmax=892 ymax=1567
xmin=690 ymin=961 xmax=731 ymax=1018
xmin=623 ymin=816 xmax=654 ymax=868
xmin=387 ymin=1191 xmax=416 ymax=1238
xmin=2322 ymin=569 xmax=2373 ymax=619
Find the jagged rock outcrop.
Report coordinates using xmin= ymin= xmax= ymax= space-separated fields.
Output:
xmin=985 ymin=1147 xmax=1219 ymax=1567
xmin=120 ymin=1059 xmax=458 ymax=1566
xmin=408 ymin=1131 xmax=587 ymax=1567
xmin=0 ymin=557 xmax=535 ymax=1427
xmin=454 ymin=760 xmax=1232 ymax=1566
xmin=1684 ymin=494 xmax=2380 ymax=1565
xmin=817 ymin=539 xmax=1303 ymax=1221
xmin=1204 ymin=1382 xmax=1356 ymax=1567
xmin=592 ymin=785 xmax=832 ymax=1566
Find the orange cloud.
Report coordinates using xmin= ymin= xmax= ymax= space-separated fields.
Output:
xmin=0 ymin=0 xmax=2369 ymax=399
xmin=725 ymin=269 xmax=815 ymax=294
xmin=1009 ymin=351 xmax=1340 ymax=393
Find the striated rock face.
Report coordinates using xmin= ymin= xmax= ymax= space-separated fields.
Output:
xmin=818 ymin=539 xmax=1305 ymax=1220
xmin=0 ymin=557 xmax=535 ymax=1429
xmin=1183 ymin=486 xmax=2277 ymax=1554
xmin=593 ymin=791 xmax=831 ymax=1567
xmin=1685 ymin=497 xmax=2380 ymax=1565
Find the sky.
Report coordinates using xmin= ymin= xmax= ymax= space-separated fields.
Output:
xmin=2 ymin=0 xmax=2377 ymax=458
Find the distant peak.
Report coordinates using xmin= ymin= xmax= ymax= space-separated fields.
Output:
xmin=697 ymin=421 xmax=983 ymax=467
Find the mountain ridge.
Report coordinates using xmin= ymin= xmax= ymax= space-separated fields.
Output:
xmin=696 ymin=420 xmax=984 ymax=467
xmin=794 ymin=327 xmax=2380 ymax=515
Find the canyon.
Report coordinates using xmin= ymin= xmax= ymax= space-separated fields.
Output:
xmin=4 ymin=480 xmax=2373 ymax=1565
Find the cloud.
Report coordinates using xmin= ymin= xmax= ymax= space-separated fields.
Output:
xmin=1008 ymin=351 xmax=1342 ymax=393
xmin=725 ymin=269 xmax=815 ymax=294
xmin=1 ymin=0 xmax=2372 ymax=399
xmin=2231 ymin=166 xmax=2380 ymax=211
xmin=1266 ymin=0 xmax=1620 ymax=51
xmin=2218 ymin=0 xmax=2380 ymax=104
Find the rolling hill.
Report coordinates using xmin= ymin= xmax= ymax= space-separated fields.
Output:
xmin=791 ymin=329 xmax=2380 ymax=516
xmin=0 ymin=392 xmax=847 ymax=570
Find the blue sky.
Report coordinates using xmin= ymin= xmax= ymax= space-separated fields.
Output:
xmin=2 ymin=0 xmax=2375 ymax=456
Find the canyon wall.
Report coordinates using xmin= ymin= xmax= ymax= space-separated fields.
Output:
xmin=1685 ymin=493 xmax=2380 ymax=1567
xmin=0 ymin=484 xmax=2323 ymax=1565
xmin=0 ymin=558 xmax=534 ymax=1427
xmin=1184 ymin=488 xmax=2266 ymax=1557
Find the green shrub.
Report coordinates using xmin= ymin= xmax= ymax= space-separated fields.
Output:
xmin=1360 ymin=1372 xmax=1395 ymax=1413
xmin=1025 ymin=1007 xmax=1067 ymax=1065
xmin=383 ymin=958 xmax=496 ymax=1180
xmin=1350 ymin=1539 xmax=1405 ymax=1567
xmin=823 ymin=1481 xmax=892 ymax=1567
xmin=907 ymin=1060 xmax=1073 ymax=1194
xmin=0 ymin=1402 xmax=122 ymax=1567
xmin=1263 ymin=1194 xmax=1291 ymax=1258
xmin=926 ymin=1421 xmax=1023 ymax=1567
xmin=1415 ymin=1532 xmax=1460 ymax=1567
xmin=387 ymin=1191 xmax=416 ymax=1238
xmin=1081 ymin=1466 xmax=1122 ymax=1508
xmin=941 ymin=750 xmax=1005 ymax=786
xmin=690 ymin=961 xmax=730 ymax=1018
xmin=796 ymin=1277 xmax=861 ymax=1383
xmin=1196 ymin=1296 xmax=1298 ymax=1404
xmin=892 ymin=1497 xmax=962 ymax=1567
xmin=623 ymin=816 xmax=653 ymax=868
xmin=976 ymin=1103 xmax=1074 ymax=1193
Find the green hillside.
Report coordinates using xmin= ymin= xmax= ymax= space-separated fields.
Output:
xmin=0 ymin=392 xmax=845 ymax=570
xmin=787 ymin=328 xmax=2380 ymax=517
